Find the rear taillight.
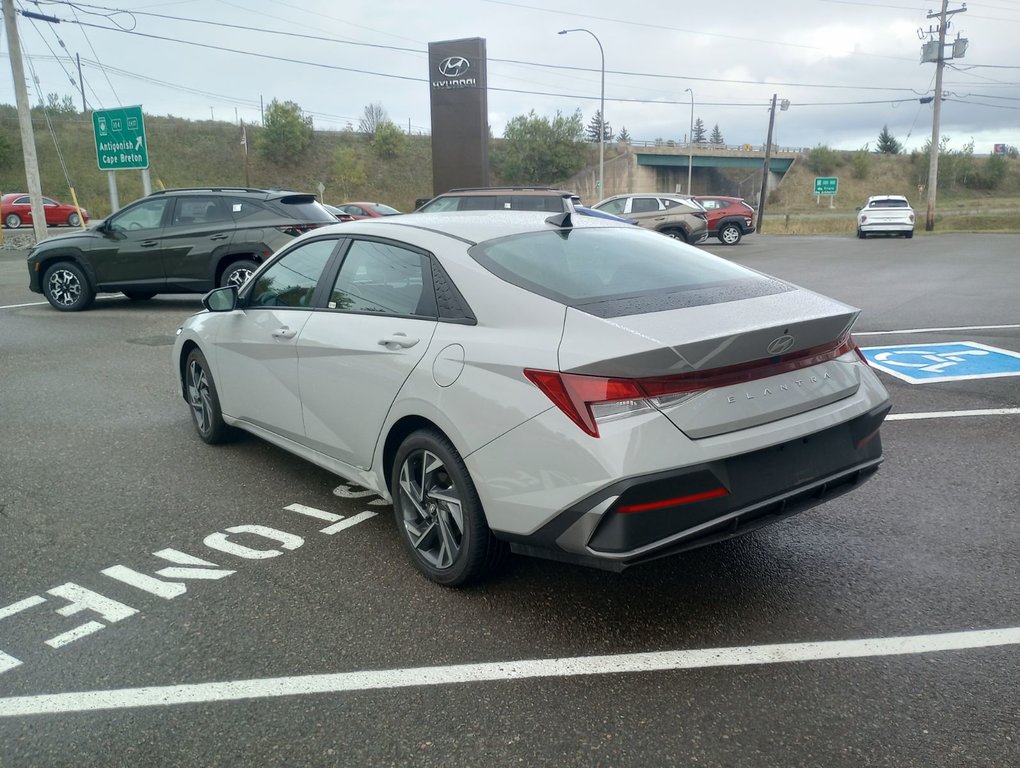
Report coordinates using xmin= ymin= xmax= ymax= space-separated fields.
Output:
xmin=525 ymin=335 xmax=860 ymax=437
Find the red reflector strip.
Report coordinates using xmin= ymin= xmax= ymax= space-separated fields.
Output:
xmin=617 ymin=487 xmax=729 ymax=514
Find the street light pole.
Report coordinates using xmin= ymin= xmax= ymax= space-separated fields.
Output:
xmin=559 ymin=28 xmax=604 ymax=200
xmin=683 ymin=87 xmax=694 ymax=195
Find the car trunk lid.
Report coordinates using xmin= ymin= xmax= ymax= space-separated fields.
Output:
xmin=557 ymin=289 xmax=862 ymax=438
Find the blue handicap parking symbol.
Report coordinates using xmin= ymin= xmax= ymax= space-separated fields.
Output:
xmin=860 ymin=341 xmax=1020 ymax=384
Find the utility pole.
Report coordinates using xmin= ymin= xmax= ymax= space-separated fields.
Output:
xmin=3 ymin=0 xmax=48 ymax=241
xmin=923 ymin=0 xmax=967 ymax=231
xmin=76 ymin=53 xmax=86 ymax=112
xmin=755 ymin=94 xmax=777 ymax=234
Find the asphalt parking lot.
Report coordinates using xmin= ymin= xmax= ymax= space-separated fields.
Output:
xmin=1 ymin=233 xmax=1018 ymax=767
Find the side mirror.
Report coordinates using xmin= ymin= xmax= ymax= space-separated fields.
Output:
xmin=855 ymin=206 xmax=863 ymax=212
xmin=202 ymin=286 xmax=238 ymax=312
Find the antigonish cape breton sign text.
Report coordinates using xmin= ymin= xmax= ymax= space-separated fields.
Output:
xmin=92 ymin=106 xmax=149 ymax=171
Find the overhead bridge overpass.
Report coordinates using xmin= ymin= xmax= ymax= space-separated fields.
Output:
xmin=566 ymin=145 xmax=801 ymax=204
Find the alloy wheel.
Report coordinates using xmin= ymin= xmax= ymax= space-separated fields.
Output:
xmin=186 ymin=358 xmax=213 ymax=435
xmin=46 ymin=268 xmax=83 ymax=307
xmin=398 ymin=449 xmax=465 ymax=570
xmin=226 ymin=267 xmax=253 ymax=288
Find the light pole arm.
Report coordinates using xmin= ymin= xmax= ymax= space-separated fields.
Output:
xmin=559 ymin=28 xmax=605 ymax=199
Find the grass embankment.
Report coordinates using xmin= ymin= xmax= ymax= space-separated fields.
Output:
xmin=2 ymin=107 xmax=1018 ymax=233
xmin=0 ymin=108 xmax=433 ymax=218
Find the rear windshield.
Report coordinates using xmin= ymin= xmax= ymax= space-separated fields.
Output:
xmin=469 ymin=227 xmax=790 ymax=318
xmin=870 ymin=199 xmax=909 ymax=208
xmin=265 ymin=196 xmax=338 ymax=222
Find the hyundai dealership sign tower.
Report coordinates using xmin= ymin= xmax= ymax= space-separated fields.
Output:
xmin=428 ymin=38 xmax=489 ymax=196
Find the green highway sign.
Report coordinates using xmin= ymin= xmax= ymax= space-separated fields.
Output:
xmin=93 ymin=106 xmax=149 ymax=171
xmin=814 ymin=176 xmax=838 ymax=195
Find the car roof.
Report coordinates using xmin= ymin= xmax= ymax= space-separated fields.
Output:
xmin=865 ymin=195 xmax=910 ymax=202
xmin=146 ymin=187 xmax=314 ymax=200
xmin=433 ymin=187 xmax=577 ymax=198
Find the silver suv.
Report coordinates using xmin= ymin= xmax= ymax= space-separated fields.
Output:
xmin=592 ymin=194 xmax=709 ymax=244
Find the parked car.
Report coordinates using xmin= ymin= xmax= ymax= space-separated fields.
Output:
xmin=415 ymin=187 xmax=580 ymax=213
xmin=2 ymin=193 xmax=88 ymax=229
xmin=173 ymin=211 xmax=891 ymax=586
xmin=591 ymin=194 xmax=709 ymax=244
xmin=323 ymin=204 xmax=357 ymax=222
xmin=856 ymin=195 xmax=915 ymax=238
xmin=334 ymin=202 xmax=401 ymax=218
xmin=694 ymin=195 xmax=756 ymax=245
xmin=26 ymin=187 xmax=337 ymax=311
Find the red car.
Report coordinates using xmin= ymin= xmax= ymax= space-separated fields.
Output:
xmin=2 ymin=193 xmax=89 ymax=229
xmin=693 ymin=195 xmax=755 ymax=245
xmin=333 ymin=201 xmax=401 ymax=219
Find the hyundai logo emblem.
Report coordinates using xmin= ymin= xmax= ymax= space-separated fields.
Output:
xmin=438 ymin=56 xmax=470 ymax=78
xmin=767 ymin=335 xmax=796 ymax=355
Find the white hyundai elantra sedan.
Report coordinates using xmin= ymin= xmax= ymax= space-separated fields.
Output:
xmin=173 ymin=211 xmax=891 ymax=586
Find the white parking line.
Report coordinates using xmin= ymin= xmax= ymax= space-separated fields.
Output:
xmin=0 ymin=300 xmax=48 ymax=310
xmin=855 ymin=324 xmax=1020 ymax=336
xmin=887 ymin=408 xmax=1020 ymax=420
xmin=1 ymin=627 xmax=1016 ymax=718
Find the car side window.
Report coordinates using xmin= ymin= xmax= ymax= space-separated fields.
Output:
xmin=631 ymin=197 xmax=660 ymax=213
xmin=109 ymin=199 xmax=171 ymax=232
xmin=699 ymin=199 xmax=720 ymax=210
xmin=329 ymin=240 xmax=435 ymax=317
xmin=172 ymin=196 xmax=230 ymax=227
xmin=249 ymin=239 xmax=338 ymax=308
xmin=597 ymin=199 xmax=626 ymax=215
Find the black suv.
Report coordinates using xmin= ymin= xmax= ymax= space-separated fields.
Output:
xmin=27 ymin=187 xmax=337 ymax=311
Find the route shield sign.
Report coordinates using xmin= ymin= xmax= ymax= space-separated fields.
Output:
xmin=814 ymin=176 xmax=838 ymax=194
xmin=93 ymin=106 xmax=149 ymax=170
xmin=860 ymin=341 xmax=1020 ymax=384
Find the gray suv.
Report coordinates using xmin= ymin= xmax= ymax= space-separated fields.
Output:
xmin=27 ymin=187 xmax=337 ymax=311
xmin=416 ymin=187 xmax=580 ymax=213
xmin=592 ymin=194 xmax=709 ymax=244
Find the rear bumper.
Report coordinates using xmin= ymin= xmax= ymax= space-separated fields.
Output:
xmin=497 ymin=401 xmax=890 ymax=571
xmin=860 ymin=221 xmax=913 ymax=232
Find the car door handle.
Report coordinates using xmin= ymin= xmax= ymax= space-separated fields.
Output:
xmin=140 ymin=240 xmax=159 ymax=247
xmin=378 ymin=334 xmax=419 ymax=349
xmin=210 ymin=234 xmax=230 ymax=240
xmin=272 ymin=327 xmax=297 ymax=340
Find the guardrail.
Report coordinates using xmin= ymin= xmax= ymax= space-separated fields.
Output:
xmin=623 ymin=140 xmax=806 ymax=153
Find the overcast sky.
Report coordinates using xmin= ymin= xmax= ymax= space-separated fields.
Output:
xmin=4 ymin=0 xmax=1019 ymax=154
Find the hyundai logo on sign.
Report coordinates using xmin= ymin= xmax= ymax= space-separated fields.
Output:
xmin=439 ymin=57 xmax=470 ymax=77
xmin=767 ymin=335 xmax=796 ymax=355
xmin=433 ymin=56 xmax=476 ymax=89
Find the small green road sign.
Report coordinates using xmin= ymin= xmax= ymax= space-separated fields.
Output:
xmin=93 ymin=106 xmax=149 ymax=171
xmin=814 ymin=176 xmax=838 ymax=195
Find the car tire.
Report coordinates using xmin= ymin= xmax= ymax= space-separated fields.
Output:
xmin=67 ymin=212 xmax=81 ymax=228
xmin=718 ymin=223 xmax=742 ymax=245
xmin=42 ymin=261 xmax=95 ymax=311
xmin=184 ymin=348 xmax=233 ymax=445
xmin=221 ymin=260 xmax=258 ymax=289
xmin=661 ymin=227 xmax=688 ymax=242
xmin=905 ymin=231 xmax=914 ymax=239
xmin=857 ymin=228 xmax=866 ymax=239
xmin=5 ymin=213 xmax=21 ymax=229
xmin=391 ymin=429 xmax=508 ymax=586
xmin=123 ymin=291 xmax=156 ymax=300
